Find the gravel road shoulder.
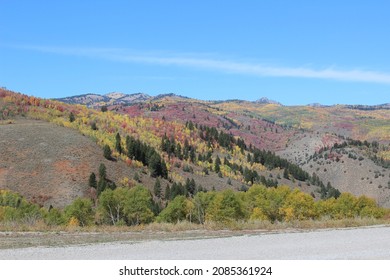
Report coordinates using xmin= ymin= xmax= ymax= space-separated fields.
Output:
xmin=1 ymin=225 xmax=390 ymax=260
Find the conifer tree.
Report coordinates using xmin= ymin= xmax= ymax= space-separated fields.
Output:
xmin=99 ymin=163 xmax=107 ymax=179
xmin=103 ymin=144 xmax=112 ymax=160
xmin=88 ymin=172 xmax=97 ymax=189
xmin=215 ymin=156 xmax=221 ymax=173
xmin=115 ymin=132 xmax=122 ymax=154
xmin=154 ymin=178 xmax=162 ymax=198
xmin=69 ymin=112 xmax=75 ymax=123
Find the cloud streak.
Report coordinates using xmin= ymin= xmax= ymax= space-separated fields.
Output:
xmin=19 ymin=45 xmax=390 ymax=84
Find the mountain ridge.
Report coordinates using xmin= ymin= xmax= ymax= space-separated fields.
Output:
xmin=56 ymin=92 xmax=389 ymax=109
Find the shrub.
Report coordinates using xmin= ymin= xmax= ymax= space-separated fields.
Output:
xmin=43 ymin=208 xmax=65 ymax=226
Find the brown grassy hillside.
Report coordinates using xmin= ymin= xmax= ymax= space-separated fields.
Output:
xmin=0 ymin=119 xmax=146 ymax=208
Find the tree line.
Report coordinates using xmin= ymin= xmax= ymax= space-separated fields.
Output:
xmin=1 ymin=185 xmax=386 ymax=228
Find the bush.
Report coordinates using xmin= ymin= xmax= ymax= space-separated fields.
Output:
xmin=43 ymin=208 xmax=65 ymax=226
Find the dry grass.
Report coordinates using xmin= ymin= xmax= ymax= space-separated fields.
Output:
xmin=1 ymin=218 xmax=389 ymax=250
xmin=1 ymin=217 xmax=389 ymax=233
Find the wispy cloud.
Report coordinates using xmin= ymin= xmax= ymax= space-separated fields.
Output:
xmin=16 ymin=45 xmax=390 ymax=84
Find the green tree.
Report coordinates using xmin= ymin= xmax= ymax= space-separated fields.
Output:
xmin=193 ymin=191 xmax=216 ymax=224
xmin=283 ymin=168 xmax=289 ymax=179
xmin=157 ymin=195 xmax=194 ymax=223
xmin=214 ymin=156 xmax=221 ymax=173
xmin=64 ymin=198 xmax=94 ymax=226
xmin=165 ymin=184 xmax=171 ymax=200
xmin=149 ymin=153 xmax=162 ymax=177
xmin=103 ymin=144 xmax=112 ymax=160
xmin=97 ymin=178 xmax=107 ymax=195
xmin=355 ymin=196 xmax=385 ymax=218
xmin=97 ymin=163 xmax=108 ymax=195
xmin=185 ymin=178 xmax=196 ymax=196
xmin=280 ymin=189 xmax=317 ymax=221
xmin=91 ymin=122 xmax=98 ymax=130
xmin=124 ymin=186 xmax=155 ymax=225
xmin=154 ymin=178 xmax=162 ymax=198
xmin=161 ymin=159 xmax=168 ymax=179
xmin=332 ymin=193 xmax=358 ymax=219
xmin=115 ymin=132 xmax=122 ymax=155
xmin=97 ymin=186 xmax=154 ymax=226
xmin=0 ymin=190 xmax=42 ymax=223
xmin=69 ymin=112 xmax=75 ymax=123
xmin=98 ymin=188 xmax=127 ymax=225
xmin=88 ymin=172 xmax=97 ymax=189
xmin=206 ymin=189 xmax=246 ymax=223
xmin=262 ymin=186 xmax=291 ymax=222
xmin=99 ymin=163 xmax=107 ymax=179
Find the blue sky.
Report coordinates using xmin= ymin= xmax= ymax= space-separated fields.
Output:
xmin=1 ymin=0 xmax=390 ymax=105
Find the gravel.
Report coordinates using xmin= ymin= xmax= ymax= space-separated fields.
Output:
xmin=1 ymin=226 xmax=390 ymax=260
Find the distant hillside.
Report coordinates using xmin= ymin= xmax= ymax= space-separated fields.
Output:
xmin=343 ymin=104 xmax=390 ymax=110
xmin=255 ymin=97 xmax=282 ymax=105
xmin=56 ymin=93 xmax=109 ymax=106
xmin=212 ymin=101 xmax=390 ymax=144
xmin=56 ymin=92 xmax=151 ymax=107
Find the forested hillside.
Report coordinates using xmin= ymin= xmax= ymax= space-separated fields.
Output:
xmin=1 ymin=88 xmax=389 ymax=228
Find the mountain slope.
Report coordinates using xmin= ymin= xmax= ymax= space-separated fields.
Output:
xmin=1 ymin=89 xmax=389 ymax=208
xmin=1 ymin=119 xmax=116 ymax=207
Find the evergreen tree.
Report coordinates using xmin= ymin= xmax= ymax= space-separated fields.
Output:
xmin=126 ymin=135 xmax=134 ymax=159
xmin=97 ymin=163 xmax=108 ymax=195
xmin=99 ymin=163 xmax=107 ymax=179
xmin=97 ymin=178 xmax=107 ymax=195
xmin=165 ymin=184 xmax=171 ymax=200
xmin=283 ymin=168 xmax=289 ymax=179
xmin=88 ymin=172 xmax=97 ymax=189
xmin=154 ymin=178 xmax=162 ymax=198
xmin=161 ymin=159 xmax=168 ymax=179
xmin=103 ymin=144 xmax=112 ymax=160
xmin=214 ymin=156 xmax=221 ymax=173
xmin=91 ymin=122 xmax=98 ymax=130
xmin=69 ymin=112 xmax=75 ymax=123
xmin=190 ymin=149 xmax=196 ymax=163
xmin=149 ymin=153 xmax=162 ymax=177
xmin=115 ymin=132 xmax=122 ymax=154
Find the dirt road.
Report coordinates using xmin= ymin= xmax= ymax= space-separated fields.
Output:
xmin=1 ymin=226 xmax=389 ymax=259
